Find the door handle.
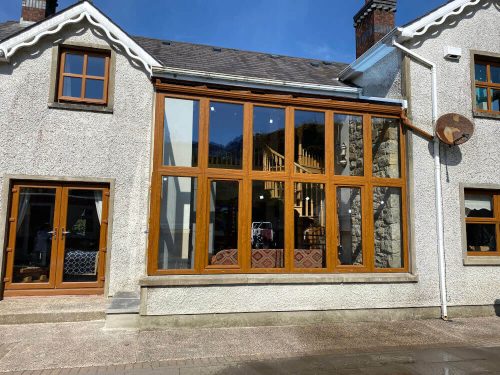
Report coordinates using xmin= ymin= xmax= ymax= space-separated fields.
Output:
xmin=47 ymin=228 xmax=57 ymax=239
xmin=61 ymin=228 xmax=71 ymax=236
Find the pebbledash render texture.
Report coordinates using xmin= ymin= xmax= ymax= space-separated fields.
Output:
xmin=0 ymin=0 xmax=498 ymax=325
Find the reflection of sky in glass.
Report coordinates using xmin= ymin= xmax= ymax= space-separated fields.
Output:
xmin=64 ymin=54 xmax=84 ymax=74
xmin=253 ymin=106 xmax=285 ymax=135
xmin=475 ymin=63 xmax=487 ymax=82
xmin=209 ymin=102 xmax=243 ymax=146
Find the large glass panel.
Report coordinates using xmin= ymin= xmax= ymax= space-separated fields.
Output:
xmin=158 ymin=176 xmax=197 ymax=270
xmin=163 ymin=98 xmax=199 ymax=167
xmin=334 ymin=114 xmax=364 ymax=176
xmin=62 ymin=190 xmax=102 ymax=283
xmin=294 ymin=183 xmax=326 ymax=268
xmin=13 ymin=188 xmax=56 ymax=283
xmin=253 ymin=106 xmax=286 ymax=172
xmin=86 ymin=56 xmax=106 ymax=77
xmin=84 ymin=79 xmax=104 ymax=100
xmin=492 ymin=89 xmax=500 ymax=112
xmin=374 ymin=187 xmax=403 ymax=268
xmin=336 ymin=187 xmax=363 ymax=266
xmin=466 ymin=224 xmax=496 ymax=252
xmin=465 ymin=192 xmax=493 ymax=218
xmin=475 ymin=63 xmax=487 ymax=82
xmin=491 ymin=65 xmax=500 ymax=84
xmin=62 ymin=76 xmax=82 ymax=98
xmin=251 ymin=181 xmax=285 ymax=268
xmin=476 ymin=87 xmax=488 ymax=110
xmin=208 ymin=180 xmax=239 ymax=266
xmin=372 ymin=118 xmax=400 ymax=178
xmin=64 ymin=53 xmax=84 ymax=74
xmin=208 ymin=102 xmax=243 ymax=169
xmin=295 ymin=110 xmax=325 ymax=174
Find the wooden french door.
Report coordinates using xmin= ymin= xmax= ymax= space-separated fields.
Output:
xmin=3 ymin=182 xmax=109 ymax=296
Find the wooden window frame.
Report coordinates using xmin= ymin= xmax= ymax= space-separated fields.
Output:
xmin=57 ymin=48 xmax=110 ymax=105
xmin=464 ymin=189 xmax=500 ymax=257
xmin=473 ymin=58 xmax=500 ymax=115
xmin=147 ymin=83 xmax=408 ymax=275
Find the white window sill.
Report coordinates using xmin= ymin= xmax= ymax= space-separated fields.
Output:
xmin=463 ymin=256 xmax=500 ymax=266
xmin=139 ymin=273 xmax=419 ymax=287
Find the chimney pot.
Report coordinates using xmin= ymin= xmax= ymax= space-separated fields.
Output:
xmin=21 ymin=0 xmax=58 ymax=24
xmin=354 ymin=0 xmax=397 ymax=58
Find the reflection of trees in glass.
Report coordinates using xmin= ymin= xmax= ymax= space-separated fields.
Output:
xmin=208 ymin=136 xmax=243 ymax=168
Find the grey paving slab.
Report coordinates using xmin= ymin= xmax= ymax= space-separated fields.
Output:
xmin=0 ymin=317 xmax=499 ymax=373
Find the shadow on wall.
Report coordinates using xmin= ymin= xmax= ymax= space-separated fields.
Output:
xmin=495 ymin=299 xmax=500 ymax=317
xmin=409 ymin=1 xmax=495 ymax=49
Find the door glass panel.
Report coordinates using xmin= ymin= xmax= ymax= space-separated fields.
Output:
xmin=372 ymin=118 xmax=400 ymax=178
xmin=163 ymin=98 xmax=199 ymax=167
xmin=334 ymin=114 xmax=364 ymax=176
xmin=337 ymin=187 xmax=363 ymax=266
xmin=208 ymin=102 xmax=243 ymax=169
xmin=13 ymin=188 xmax=56 ymax=284
xmin=251 ymin=181 xmax=285 ymax=269
xmin=253 ymin=106 xmax=286 ymax=172
xmin=208 ymin=180 xmax=239 ymax=266
xmin=62 ymin=189 xmax=102 ymax=282
xmin=158 ymin=176 xmax=197 ymax=270
xmin=294 ymin=110 xmax=325 ymax=174
xmin=374 ymin=187 xmax=403 ymax=268
xmin=294 ymin=183 xmax=326 ymax=268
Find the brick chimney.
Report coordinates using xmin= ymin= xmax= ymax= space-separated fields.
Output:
xmin=354 ymin=0 xmax=397 ymax=58
xmin=21 ymin=0 xmax=58 ymax=24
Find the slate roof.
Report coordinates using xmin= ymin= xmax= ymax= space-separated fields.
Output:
xmin=0 ymin=21 xmax=24 ymax=43
xmin=133 ymin=36 xmax=349 ymax=87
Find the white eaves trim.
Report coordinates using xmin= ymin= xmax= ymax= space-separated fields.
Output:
xmin=399 ymin=0 xmax=482 ymax=40
xmin=0 ymin=1 xmax=160 ymax=75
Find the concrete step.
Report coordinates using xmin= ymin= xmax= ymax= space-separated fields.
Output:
xmin=0 ymin=296 xmax=106 ymax=324
xmin=107 ymin=291 xmax=140 ymax=315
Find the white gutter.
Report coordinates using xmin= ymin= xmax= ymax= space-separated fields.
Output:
xmin=153 ymin=66 xmax=407 ymax=107
xmin=153 ymin=66 xmax=362 ymax=98
xmin=392 ymin=39 xmax=448 ymax=320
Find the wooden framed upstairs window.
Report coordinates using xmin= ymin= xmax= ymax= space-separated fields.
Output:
xmin=474 ymin=58 xmax=500 ymax=114
xmin=464 ymin=190 xmax=500 ymax=256
xmin=147 ymin=83 xmax=409 ymax=275
xmin=57 ymin=48 xmax=110 ymax=105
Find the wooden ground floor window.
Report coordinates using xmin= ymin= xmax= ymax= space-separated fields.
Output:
xmin=464 ymin=189 xmax=500 ymax=256
xmin=147 ymin=84 xmax=408 ymax=274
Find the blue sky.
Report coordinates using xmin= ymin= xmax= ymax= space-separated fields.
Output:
xmin=0 ymin=0 xmax=446 ymax=63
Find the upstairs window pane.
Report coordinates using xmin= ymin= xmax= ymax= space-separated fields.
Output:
xmin=475 ymin=63 xmax=487 ymax=82
xmin=295 ymin=110 xmax=325 ymax=174
xmin=209 ymin=102 xmax=244 ymax=169
xmin=372 ymin=118 xmax=400 ymax=178
xmin=163 ymin=98 xmax=199 ymax=167
xmin=334 ymin=114 xmax=364 ymax=176
xmin=253 ymin=106 xmax=286 ymax=172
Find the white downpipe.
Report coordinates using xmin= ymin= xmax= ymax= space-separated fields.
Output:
xmin=392 ymin=39 xmax=448 ymax=320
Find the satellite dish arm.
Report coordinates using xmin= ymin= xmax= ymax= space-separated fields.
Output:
xmin=401 ymin=110 xmax=434 ymax=142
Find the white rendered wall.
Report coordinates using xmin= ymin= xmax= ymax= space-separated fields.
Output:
xmin=0 ymin=22 xmax=154 ymax=296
